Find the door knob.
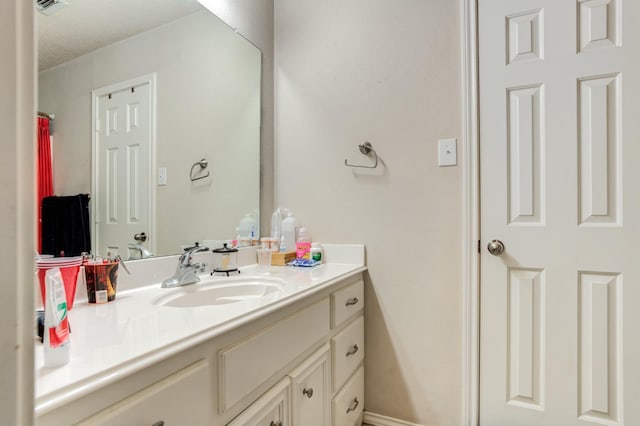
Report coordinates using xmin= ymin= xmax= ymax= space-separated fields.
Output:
xmin=134 ymin=232 xmax=147 ymax=242
xmin=487 ymin=240 xmax=505 ymax=256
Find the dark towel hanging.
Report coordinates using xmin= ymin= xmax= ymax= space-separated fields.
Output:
xmin=41 ymin=194 xmax=91 ymax=256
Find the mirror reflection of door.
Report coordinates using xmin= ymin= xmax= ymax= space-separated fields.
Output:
xmin=93 ymin=75 xmax=155 ymax=259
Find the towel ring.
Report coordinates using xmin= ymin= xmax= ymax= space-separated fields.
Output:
xmin=344 ymin=142 xmax=379 ymax=169
xmin=190 ymin=159 xmax=210 ymax=181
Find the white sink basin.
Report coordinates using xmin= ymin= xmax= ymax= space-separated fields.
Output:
xmin=153 ymin=278 xmax=286 ymax=308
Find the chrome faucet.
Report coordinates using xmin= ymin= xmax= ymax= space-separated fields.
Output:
xmin=161 ymin=245 xmax=209 ymax=288
xmin=128 ymin=243 xmax=153 ymax=260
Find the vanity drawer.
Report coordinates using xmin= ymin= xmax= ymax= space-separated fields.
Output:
xmin=219 ymin=298 xmax=329 ymax=412
xmin=76 ymin=359 xmax=210 ymax=426
xmin=332 ymin=366 xmax=364 ymax=426
xmin=331 ymin=315 xmax=364 ymax=392
xmin=331 ymin=280 xmax=364 ymax=329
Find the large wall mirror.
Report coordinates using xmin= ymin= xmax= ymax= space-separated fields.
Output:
xmin=37 ymin=0 xmax=261 ymax=260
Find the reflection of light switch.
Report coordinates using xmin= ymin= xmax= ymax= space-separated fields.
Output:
xmin=438 ymin=138 xmax=457 ymax=167
xmin=158 ymin=167 xmax=167 ymax=185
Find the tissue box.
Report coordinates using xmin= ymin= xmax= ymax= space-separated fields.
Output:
xmin=271 ymin=251 xmax=296 ymax=266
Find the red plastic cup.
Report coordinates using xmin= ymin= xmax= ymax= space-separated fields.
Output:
xmin=38 ymin=265 xmax=80 ymax=310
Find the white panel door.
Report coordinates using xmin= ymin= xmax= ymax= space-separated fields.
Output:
xmin=95 ymin=80 xmax=152 ymax=258
xmin=479 ymin=1 xmax=640 ymax=425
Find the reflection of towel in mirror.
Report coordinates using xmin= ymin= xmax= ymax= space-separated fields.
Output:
xmin=41 ymin=194 xmax=91 ymax=256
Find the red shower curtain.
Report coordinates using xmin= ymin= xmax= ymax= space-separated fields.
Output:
xmin=37 ymin=117 xmax=53 ymax=252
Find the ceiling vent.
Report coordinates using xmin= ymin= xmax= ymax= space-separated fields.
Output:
xmin=36 ymin=0 xmax=68 ymax=16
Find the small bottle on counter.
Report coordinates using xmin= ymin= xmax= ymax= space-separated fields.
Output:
xmin=296 ymin=227 xmax=311 ymax=259
xmin=310 ymin=242 xmax=323 ymax=263
xmin=250 ymin=226 xmax=257 ymax=246
xmin=232 ymin=227 xmax=240 ymax=248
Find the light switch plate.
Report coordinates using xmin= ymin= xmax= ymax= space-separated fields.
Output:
xmin=157 ymin=167 xmax=167 ymax=185
xmin=438 ymin=138 xmax=457 ymax=166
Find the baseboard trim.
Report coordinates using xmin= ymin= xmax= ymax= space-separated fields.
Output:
xmin=363 ymin=411 xmax=425 ymax=426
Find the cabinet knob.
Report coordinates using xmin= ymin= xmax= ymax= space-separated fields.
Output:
xmin=302 ymin=387 xmax=314 ymax=398
xmin=345 ymin=344 xmax=359 ymax=357
xmin=346 ymin=397 xmax=360 ymax=413
xmin=345 ymin=297 xmax=359 ymax=307
xmin=270 ymin=421 xmax=283 ymax=426
xmin=151 ymin=422 xmax=165 ymax=426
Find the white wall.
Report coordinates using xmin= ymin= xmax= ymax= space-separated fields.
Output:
xmin=0 ymin=0 xmax=35 ymax=423
xmin=274 ymin=1 xmax=463 ymax=424
xmin=39 ymin=10 xmax=261 ymax=255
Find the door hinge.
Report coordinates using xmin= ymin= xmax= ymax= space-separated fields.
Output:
xmin=477 ymin=240 xmax=481 ymax=254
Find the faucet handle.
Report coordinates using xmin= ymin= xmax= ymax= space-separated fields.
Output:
xmin=179 ymin=245 xmax=210 ymax=266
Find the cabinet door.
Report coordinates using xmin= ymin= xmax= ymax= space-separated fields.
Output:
xmin=289 ymin=345 xmax=330 ymax=426
xmin=227 ymin=378 xmax=290 ymax=426
xmin=77 ymin=360 xmax=210 ymax=426
xmin=247 ymin=404 xmax=285 ymax=426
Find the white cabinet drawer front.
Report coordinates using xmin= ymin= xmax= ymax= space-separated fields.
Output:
xmin=331 ymin=280 xmax=364 ymax=329
xmin=332 ymin=316 xmax=364 ymax=392
xmin=227 ymin=378 xmax=290 ymax=426
xmin=220 ymin=299 xmax=330 ymax=412
xmin=332 ymin=366 xmax=364 ymax=426
xmin=289 ymin=345 xmax=330 ymax=426
xmin=77 ymin=359 xmax=210 ymax=426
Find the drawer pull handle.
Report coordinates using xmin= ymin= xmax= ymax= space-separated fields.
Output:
xmin=346 ymin=397 xmax=360 ymax=413
xmin=303 ymin=387 xmax=314 ymax=398
xmin=346 ymin=344 xmax=359 ymax=356
xmin=345 ymin=297 xmax=359 ymax=307
xmin=270 ymin=421 xmax=283 ymax=426
xmin=151 ymin=422 xmax=165 ymax=426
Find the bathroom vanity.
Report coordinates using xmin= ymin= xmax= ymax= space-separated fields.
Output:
xmin=34 ymin=246 xmax=366 ymax=425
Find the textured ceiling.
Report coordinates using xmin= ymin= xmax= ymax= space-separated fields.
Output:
xmin=38 ymin=0 xmax=204 ymax=71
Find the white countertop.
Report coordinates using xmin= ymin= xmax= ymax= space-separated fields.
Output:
xmin=34 ymin=259 xmax=366 ymax=416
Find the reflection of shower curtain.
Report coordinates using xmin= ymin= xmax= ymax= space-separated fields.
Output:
xmin=37 ymin=117 xmax=53 ymax=252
